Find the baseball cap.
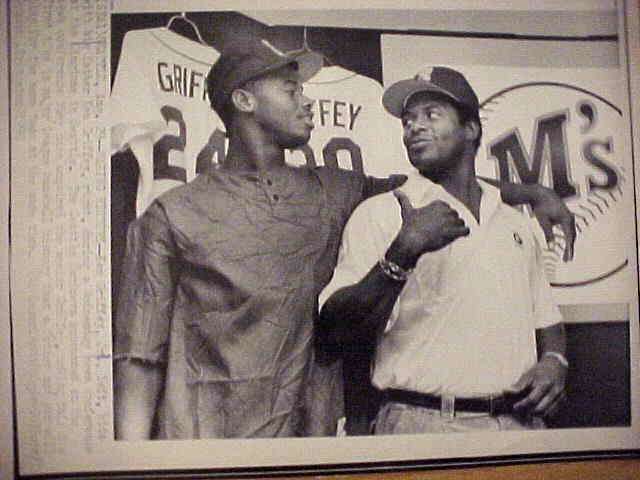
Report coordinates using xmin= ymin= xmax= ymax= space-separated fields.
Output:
xmin=382 ymin=66 xmax=479 ymax=118
xmin=207 ymin=39 xmax=323 ymax=119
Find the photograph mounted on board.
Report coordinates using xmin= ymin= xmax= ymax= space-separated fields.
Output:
xmin=105 ymin=6 xmax=634 ymax=449
xmin=6 ymin=1 xmax=639 ymax=478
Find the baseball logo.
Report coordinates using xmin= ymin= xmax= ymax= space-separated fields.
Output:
xmin=480 ymin=82 xmax=630 ymax=288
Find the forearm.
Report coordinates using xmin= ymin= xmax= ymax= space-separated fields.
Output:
xmin=319 ymin=264 xmax=405 ymax=348
xmin=114 ymin=358 xmax=165 ymax=440
xmin=319 ymin=236 xmax=421 ymax=347
xmin=483 ymin=177 xmax=541 ymax=207
xmin=537 ymin=322 xmax=567 ymax=358
xmin=481 ymin=176 xmax=576 ymax=261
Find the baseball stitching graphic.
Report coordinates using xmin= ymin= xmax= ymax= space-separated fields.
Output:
xmin=480 ymin=82 xmax=629 ymax=288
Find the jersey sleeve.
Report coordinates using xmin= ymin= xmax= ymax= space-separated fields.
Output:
xmin=530 ymin=229 xmax=564 ymax=329
xmin=103 ymin=30 xmax=166 ymax=154
xmin=113 ymin=202 xmax=178 ymax=364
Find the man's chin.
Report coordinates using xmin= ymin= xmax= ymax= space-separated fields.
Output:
xmin=281 ymin=133 xmax=311 ymax=150
xmin=409 ymin=156 xmax=440 ymax=172
xmin=410 ymin=160 xmax=450 ymax=180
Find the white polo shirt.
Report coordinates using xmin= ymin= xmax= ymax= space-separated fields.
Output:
xmin=320 ymin=173 xmax=562 ymax=397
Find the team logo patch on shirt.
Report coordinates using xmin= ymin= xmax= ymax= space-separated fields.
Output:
xmin=513 ymin=232 xmax=523 ymax=246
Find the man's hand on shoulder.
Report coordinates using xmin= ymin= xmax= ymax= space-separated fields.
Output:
xmin=530 ymin=184 xmax=576 ymax=262
xmin=481 ymin=177 xmax=576 ymax=262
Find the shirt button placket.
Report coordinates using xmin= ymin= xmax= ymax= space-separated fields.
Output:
xmin=263 ymin=177 xmax=279 ymax=203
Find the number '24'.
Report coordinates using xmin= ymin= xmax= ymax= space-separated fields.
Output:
xmin=153 ymin=105 xmax=364 ymax=182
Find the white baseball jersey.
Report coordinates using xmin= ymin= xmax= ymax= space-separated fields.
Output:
xmin=104 ymin=28 xmax=224 ymax=214
xmin=287 ymin=66 xmax=408 ymax=178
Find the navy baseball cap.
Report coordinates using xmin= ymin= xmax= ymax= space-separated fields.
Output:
xmin=382 ymin=66 xmax=479 ymax=118
xmin=207 ymin=39 xmax=323 ymax=119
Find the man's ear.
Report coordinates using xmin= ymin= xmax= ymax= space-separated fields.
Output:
xmin=230 ymin=88 xmax=256 ymax=114
xmin=465 ymin=118 xmax=480 ymax=143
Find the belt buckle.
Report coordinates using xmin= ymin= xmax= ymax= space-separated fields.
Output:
xmin=489 ymin=395 xmax=496 ymax=416
xmin=441 ymin=394 xmax=455 ymax=419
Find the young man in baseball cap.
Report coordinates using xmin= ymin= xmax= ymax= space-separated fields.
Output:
xmin=319 ymin=66 xmax=568 ymax=435
xmin=113 ymin=40 xmax=573 ymax=440
xmin=112 ymin=39 xmax=409 ymax=440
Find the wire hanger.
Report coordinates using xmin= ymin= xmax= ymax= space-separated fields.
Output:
xmin=301 ymin=26 xmax=312 ymax=52
xmin=166 ymin=12 xmax=206 ymax=46
xmin=294 ymin=26 xmax=362 ymax=84
xmin=285 ymin=26 xmax=332 ymax=66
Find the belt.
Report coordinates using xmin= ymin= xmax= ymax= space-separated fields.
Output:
xmin=383 ymin=389 xmax=521 ymax=416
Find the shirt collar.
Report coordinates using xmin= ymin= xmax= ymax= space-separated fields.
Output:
xmin=398 ymin=172 xmax=502 ymax=226
xmin=477 ymin=178 xmax=501 ymax=224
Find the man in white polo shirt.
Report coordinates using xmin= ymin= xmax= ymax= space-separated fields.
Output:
xmin=318 ymin=66 xmax=568 ymax=434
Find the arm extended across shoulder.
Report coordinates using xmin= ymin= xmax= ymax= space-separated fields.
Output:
xmin=479 ymin=177 xmax=576 ymax=261
xmin=360 ymin=173 xmax=575 ymax=261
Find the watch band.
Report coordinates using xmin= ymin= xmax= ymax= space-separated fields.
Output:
xmin=378 ymin=257 xmax=413 ymax=282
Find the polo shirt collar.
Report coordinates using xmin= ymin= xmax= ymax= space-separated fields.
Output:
xmin=398 ymin=172 xmax=502 ymax=227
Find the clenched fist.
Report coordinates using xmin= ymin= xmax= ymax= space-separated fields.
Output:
xmin=386 ymin=190 xmax=470 ymax=269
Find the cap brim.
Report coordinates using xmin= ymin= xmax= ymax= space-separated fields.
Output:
xmin=382 ymin=78 xmax=463 ymax=118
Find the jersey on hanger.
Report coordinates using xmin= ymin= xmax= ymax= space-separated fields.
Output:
xmin=104 ymin=28 xmax=225 ymax=214
xmin=286 ymin=66 xmax=408 ymax=178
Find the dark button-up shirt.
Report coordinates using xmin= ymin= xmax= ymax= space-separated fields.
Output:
xmin=114 ymin=165 xmax=367 ymax=438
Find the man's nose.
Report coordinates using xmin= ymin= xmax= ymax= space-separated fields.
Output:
xmin=406 ymin=118 xmax=425 ymax=133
